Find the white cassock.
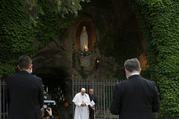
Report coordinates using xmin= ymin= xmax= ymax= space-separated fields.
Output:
xmin=73 ymin=93 xmax=90 ymax=119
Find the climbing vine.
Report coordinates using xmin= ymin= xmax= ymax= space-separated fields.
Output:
xmin=130 ymin=0 xmax=179 ymax=118
xmin=0 ymin=0 xmax=178 ymax=118
xmin=0 ymin=0 xmax=35 ymax=77
xmin=0 ymin=0 xmax=88 ymax=77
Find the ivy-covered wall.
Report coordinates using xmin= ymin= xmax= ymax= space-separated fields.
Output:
xmin=0 ymin=0 xmax=178 ymax=118
xmin=130 ymin=0 xmax=179 ymax=118
xmin=33 ymin=1 xmax=75 ymax=49
xmin=0 ymin=0 xmax=35 ymax=77
xmin=0 ymin=0 xmax=77 ymax=77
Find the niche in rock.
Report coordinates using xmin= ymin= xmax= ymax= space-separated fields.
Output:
xmin=75 ymin=16 xmax=98 ymax=69
xmin=76 ymin=16 xmax=97 ymax=52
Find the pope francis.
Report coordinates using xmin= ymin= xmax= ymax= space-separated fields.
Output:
xmin=73 ymin=88 xmax=91 ymax=119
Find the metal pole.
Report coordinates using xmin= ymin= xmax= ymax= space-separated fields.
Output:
xmin=2 ymin=80 xmax=5 ymax=119
xmin=0 ymin=79 xmax=1 ymax=119
xmin=6 ymin=81 xmax=8 ymax=119
xmin=103 ymin=81 xmax=106 ymax=119
xmin=72 ymin=79 xmax=74 ymax=118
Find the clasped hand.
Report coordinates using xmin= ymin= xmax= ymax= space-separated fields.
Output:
xmin=81 ymin=103 xmax=86 ymax=106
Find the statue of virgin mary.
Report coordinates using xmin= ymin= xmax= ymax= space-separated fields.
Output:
xmin=80 ymin=26 xmax=88 ymax=51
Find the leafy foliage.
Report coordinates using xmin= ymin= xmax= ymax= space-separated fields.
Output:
xmin=24 ymin=0 xmax=90 ymax=19
xmin=0 ymin=0 xmax=35 ymax=76
xmin=0 ymin=0 xmax=178 ymax=118
xmin=130 ymin=0 xmax=179 ymax=118
xmin=0 ymin=0 xmax=89 ymax=76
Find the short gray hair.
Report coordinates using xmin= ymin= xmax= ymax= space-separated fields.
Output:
xmin=18 ymin=56 xmax=32 ymax=70
xmin=124 ymin=58 xmax=140 ymax=72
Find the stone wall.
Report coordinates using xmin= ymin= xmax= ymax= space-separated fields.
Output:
xmin=31 ymin=0 xmax=148 ymax=118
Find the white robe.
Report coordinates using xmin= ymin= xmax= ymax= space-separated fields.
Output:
xmin=73 ymin=93 xmax=90 ymax=119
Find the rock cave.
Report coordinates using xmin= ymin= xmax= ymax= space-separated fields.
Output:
xmin=32 ymin=0 xmax=148 ymax=118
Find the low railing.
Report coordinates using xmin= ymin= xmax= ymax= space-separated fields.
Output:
xmin=72 ymin=80 xmax=119 ymax=119
xmin=0 ymin=79 xmax=8 ymax=119
xmin=1 ymin=79 xmax=119 ymax=119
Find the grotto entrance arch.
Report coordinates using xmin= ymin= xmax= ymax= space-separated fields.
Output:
xmin=32 ymin=46 xmax=72 ymax=119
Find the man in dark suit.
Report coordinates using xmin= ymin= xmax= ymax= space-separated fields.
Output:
xmin=88 ymin=88 xmax=97 ymax=119
xmin=110 ymin=58 xmax=160 ymax=119
xmin=7 ymin=56 xmax=44 ymax=119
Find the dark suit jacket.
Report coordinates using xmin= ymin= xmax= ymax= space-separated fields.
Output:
xmin=89 ymin=94 xmax=97 ymax=109
xmin=89 ymin=94 xmax=97 ymax=119
xmin=7 ymin=71 xmax=44 ymax=119
xmin=110 ymin=75 xmax=160 ymax=119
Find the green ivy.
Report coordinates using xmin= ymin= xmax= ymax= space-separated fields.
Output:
xmin=0 ymin=0 xmax=87 ymax=76
xmin=0 ymin=63 xmax=16 ymax=77
xmin=0 ymin=0 xmax=35 ymax=76
xmin=130 ymin=0 xmax=179 ymax=118
xmin=0 ymin=0 xmax=178 ymax=118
